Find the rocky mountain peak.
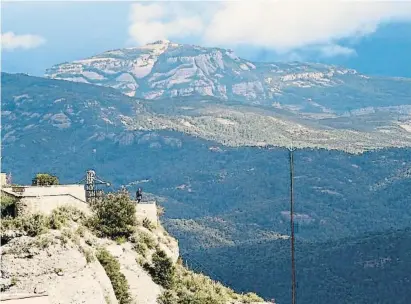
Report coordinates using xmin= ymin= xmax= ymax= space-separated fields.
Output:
xmin=44 ymin=41 xmax=411 ymax=117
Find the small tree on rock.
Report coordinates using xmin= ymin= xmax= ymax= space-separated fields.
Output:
xmin=144 ymin=249 xmax=175 ymax=289
xmin=89 ymin=191 xmax=137 ymax=239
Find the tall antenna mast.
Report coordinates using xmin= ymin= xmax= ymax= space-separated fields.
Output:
xmin=85 ymin=169 xmax=96 ymax=203
xmin=84 ymin=169 xmax=110 ymax=203
xmin=289 ymin=141 xmax=297 ymax=304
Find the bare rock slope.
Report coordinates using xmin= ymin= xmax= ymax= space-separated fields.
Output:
xmin=1 ymin=206 xmax=266 ymax=304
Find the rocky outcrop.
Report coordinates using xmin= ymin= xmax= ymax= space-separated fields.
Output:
xmin=105 ymin=242 xmax=162 ymax=304
xmin=0 ymin=195 xmax=266 ymax=304
xmin=1 ymin=231 xmax=118 ymax=304
xmin=1 ymin=214 xmax=180 ymax=304
xmin=44 ymin=40 xmax=373 ymax=111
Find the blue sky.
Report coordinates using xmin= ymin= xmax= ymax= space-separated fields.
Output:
xmin=2 ymin=1 xmax=411 ymax=78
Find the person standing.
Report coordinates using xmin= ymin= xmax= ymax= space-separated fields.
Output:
xmin=136 ymin=188 xmax=143 ymax=203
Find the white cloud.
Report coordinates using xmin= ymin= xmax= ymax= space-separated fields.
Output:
xmin=203 ymin=1 xmax=411 ymax=52
xmin=127 ymin=1 xmax=411 ymax=57
xmin=128 ymin=3 xmax=204 ymax=45
xmin=319 ymin=44 xmax=357 ymax=58
xmin=1 ymin=31 xmax=46 ymax=51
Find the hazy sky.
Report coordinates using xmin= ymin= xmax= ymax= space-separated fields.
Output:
xmin=2 ymin=1 xmax=411 ymax=77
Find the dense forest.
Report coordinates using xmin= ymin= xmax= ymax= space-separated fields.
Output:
xmin=185 ymin=228 xmax=411 ymax=304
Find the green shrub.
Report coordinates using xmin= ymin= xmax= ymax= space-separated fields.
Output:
xmin=242 ymin=292 xmax=264 ymax=303
xmin=115 ymin=236 xmax=127 ymax=245
xmin=157 ymin=290 xmax=179 ymax=304
xmin=159 ymin=263 xmax=265 ymax=304
xmin=59 ymin=206 xmax=86 ymax=222
xmin=144 ymin=249 xmax=175 ymax=289
xmin=1 ymin=195 xmax=16 ymax=217
xmin=136 ymin=256 xmax=145 ymax=267
xmin=33 ymin=173 xmax=59 ymax=186
xmin=133 ymin=242 xmax=148 ymax=257
xmin=76 ymin=225 xmax=86 ymax=237
xmin=49 ymin=210 xmax=68 ymax=229
xmin=10 ymin=277 xmax=18 ymax=286
xmin=178 ymin=292 xmax=225 ymax=304
xmin=89 ymin=192 xmax=137 ymax=239
xmin=143 ymin=218 xmax=156 ymax=231
xmin=140 ymin=231 xmax=156 ymax=249
xmin=129 ymin=230 xmax=156 ymax=249
xmin=60 ymin=229 xmax=80 ymax=246
xmin=96 ymin=248 xmax=132 ymax=304
xmin=49 ymin=206 xmax=86 ymax=229
xmin=34 ymin=235 xmax=56 ymax=249
xmin=105 ymin=295 xmax=112 ymax=304
xmin=1 ymin=213 xmax=49 ymax=237
xmin=80 ymin=247 xmax=95 ymax=263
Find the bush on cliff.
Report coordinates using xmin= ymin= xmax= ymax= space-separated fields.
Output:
xmin=88 ymin=192 xmax=137 ymax=239
xmin=144 ymin=248 xmax=175 ymax=289
xmin=1 ymin=213 xmax=49 ymax=239
xmin=49 ymin=206 xmax=86 ymax=229
xmin=1 ymin=194 xmax=17 ymax=217
xmin=1 ymin=206 xmax=88 ymax=245
xmin=157 ymin=262 xmax=265 ymax=304
xmin=96 ymin=248 xmax=132 ymax=304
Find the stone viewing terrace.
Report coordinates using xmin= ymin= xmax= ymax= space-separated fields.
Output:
xmin=1 ymin=173 xmax=159 ymax=227
xmin=1 ymin=184 xmax=89 ymax=216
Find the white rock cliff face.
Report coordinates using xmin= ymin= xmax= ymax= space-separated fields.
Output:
xmin=45 ymin=40 xmax=357 ymax=104
xmin=1 ymin=232 xmax=119 ymax=304
xmin=1 ymin=221 xmax=179 ymax=304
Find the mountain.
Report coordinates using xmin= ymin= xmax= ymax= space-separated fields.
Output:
xmin=3 ymin=72 xmax=411 ymax=242
xmin=2 ymin=68 xmax=411 ymax=302
xmin=45 ymin=40 xmax=411 ymax=115
xmin=43 ymin=41 xmax=411 ymax=153
xmin=186 ymin=228 xmax=411 ymax=304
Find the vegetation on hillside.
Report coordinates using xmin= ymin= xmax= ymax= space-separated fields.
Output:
xmin=86 ymin=193 xmax=265 ymax=303
xmin=87 ymin=191 xmax=137 ymax=239
xmin=185 ymin=228 xmax=411 ymax=304
xmin=1 ymin=205 xmax=86 ymax=242
xmin=1 ymin=191 xmax=267 ymax=303
xmin=1 ymin=194 xmax=16 ymax=217
xmin=1 ymin=213 xmax=50 ymax=239
xmin=129 ymin=105 xmax=411 ymax=153
xmin=96 ymin=248 xmax=132 ymax=304
xmin=156 ymin=261 xmax=263 ymax=304
xmin=144 ymin=248 xmax=175 ymax=289
xmin=3 ymin=70 xmax=411 ymax=270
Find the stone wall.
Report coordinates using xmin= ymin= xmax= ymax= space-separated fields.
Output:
xmin=2 ymin=185 xmax=89 ymax=217
xmin=17 ymin=185 xmax=86 ymax=201
xmin=16 ymin=196 xmax=90 ymax=217
xmin=1 ymin=173 xmax=7 ymax=187
xmin=2 ymin=185 xmax=158 ymax=223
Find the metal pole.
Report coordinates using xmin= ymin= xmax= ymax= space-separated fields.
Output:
xmin=85 ymin=170 xmax=96 ymax=203
xmin=289 ymin=148 xmax=296 ymax=304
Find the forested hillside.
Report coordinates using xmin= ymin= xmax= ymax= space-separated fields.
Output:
xmin=185 ymin=228 xmax=411 ymax=304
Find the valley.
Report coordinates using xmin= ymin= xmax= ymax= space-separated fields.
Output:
xmin=187 ymin=228 xmax=411 ymax=304
xmin=2 ymin=40 xmax=411 ymax=303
